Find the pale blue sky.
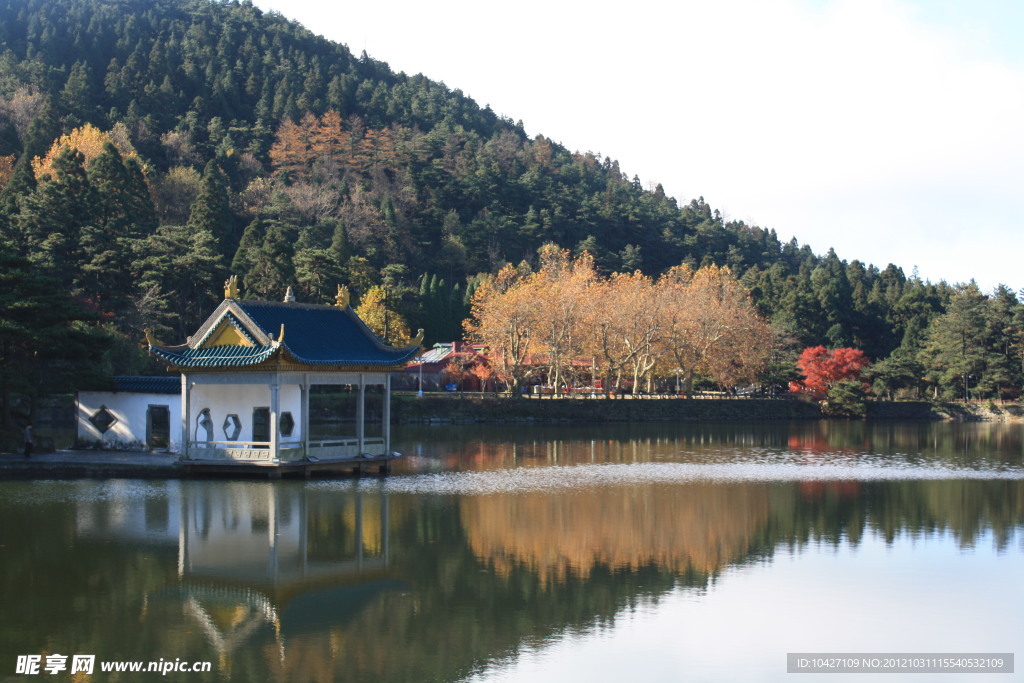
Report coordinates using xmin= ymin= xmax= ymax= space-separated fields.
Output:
xmin=256 ymin=0 xmax=1024 ymax=292
xmin=910 ymin=0 xmax=1024 ymax=65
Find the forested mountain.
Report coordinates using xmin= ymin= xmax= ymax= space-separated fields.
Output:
xmin=0 ymin=0 xmax=1021 ymax=415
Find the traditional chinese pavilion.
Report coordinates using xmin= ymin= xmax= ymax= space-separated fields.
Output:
xmin=146 ymin=277 xmax=420 ymax=474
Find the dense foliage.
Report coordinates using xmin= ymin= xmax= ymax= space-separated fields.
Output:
xmin=1 ymin=0 xmax=1023 ymax=424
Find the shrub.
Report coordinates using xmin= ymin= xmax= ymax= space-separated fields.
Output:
xmin=822 ymin=380 xmax=867 ymax=418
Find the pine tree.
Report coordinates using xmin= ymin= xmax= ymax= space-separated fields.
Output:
xmin=329 ymin=219 xmax=350 ymax=265
xmin=231 ymin=217 xmax=265 ymax=277
xmin=0 ymin=245 xmax=108 ymax=429
xmin=919 ymin=284 xmax=990 ymax=399
xmin=294 ymin=222 xmax=345 ymax=302
xmin=187 ymin=159 xmax=234 ymax=253
xmin=60 ymin=61 xmax=98 ymax=124
xmin=135 ymin=224 xmax=224 ymax=340
xmin=123 ymin=157 xmax=157 ymax=234
xmin=18 ymin=146 xmax=98 ymax=292
xmin=0 ymin=156 xmax=36 ymax=240
xmin=243 ymin=221 xmax=295 ymax=299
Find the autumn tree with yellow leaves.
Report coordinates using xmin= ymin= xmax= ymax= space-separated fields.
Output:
xmin=468 ymin=252 xmax=771 ymax=395
xmin=31 ymin=123 xmax=139 ymax=180
xmin=464 ymin=262 xmax=539 ymax=395
xmin=659 ymin=264 xmax=772 ymax=393
xmin=530 ymin=245 xmax=596 ymax=395
xmin=584 ymin=270 xmax=664 ymax=396
xmin=354 ymin=285 xmax=414 ymax=346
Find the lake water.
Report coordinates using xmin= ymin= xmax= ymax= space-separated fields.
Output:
xmin=1 ymin=420 xmax=1022 ymax=682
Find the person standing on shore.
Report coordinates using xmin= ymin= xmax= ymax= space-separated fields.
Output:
xmin=23 ymin=423 xmax=32 ymax=458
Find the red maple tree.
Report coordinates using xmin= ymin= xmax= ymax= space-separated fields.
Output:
xmin=790 ymin=346 xmax=869 ymax=397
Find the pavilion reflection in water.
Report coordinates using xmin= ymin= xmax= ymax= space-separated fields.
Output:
xmin=74 ymin=482 xmax=401 ymax=670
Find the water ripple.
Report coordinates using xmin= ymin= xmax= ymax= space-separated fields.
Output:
xmin=376 ymin=461 xmax=1024 ymax=495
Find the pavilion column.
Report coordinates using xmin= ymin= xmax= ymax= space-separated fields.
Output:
xmin=382 ymin=373 xmax=391 ymax=453
xmin=181 ymin=373 xmax=191 ymax=460
xmin=301 ymin=375 xmax=310 ymax=460
xmin=269 ymin=374 xmax=280 ymax=460
xmin=356 ymin=374 xmax=365 ymax=454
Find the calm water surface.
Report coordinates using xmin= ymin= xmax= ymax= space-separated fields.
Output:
xmin=1 ymin=420 xmax=1022 ymax=682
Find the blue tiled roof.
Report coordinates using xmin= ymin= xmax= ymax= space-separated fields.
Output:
xmin=149 ymin=300 xmax=419 ymax=370
xmin=238 ymin=301 xmax=418 ymax=367
xmin=112 ymin=376 xmax=180 ymax=394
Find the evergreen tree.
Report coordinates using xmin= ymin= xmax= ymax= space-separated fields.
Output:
xmin=294 ymin=222 xmax=345 ymax=302
xmin=60 ymin=60 xmax=98 ymax=124
xmin=231 ymin=216 xmax=265 ymax=276
xmin=0 ymin=156 xmax=36 ymax=240
xmin=17 ymin=146 xmax=97 ymax=291
xmin=135 ymin=224 xmax=224 ymax=340
xmin=0 ymin=245 xmax=107 ymax=430
xmin=243 ymin=221 xmax=295 ymax=299
xmin=979 ymin=285 xmax=1021 ymax=398
xmin=88 ymin=142 xmax=138 ymax=228
xmin=811 ymin=249 xmax=853 ymax=347
xmin=187 ymin=159 xmax=234 ymax=253
xmin=329 ymin=219 xmax=350 ymax=265
xmin=919 ymin=284 xmax=990 ymax=399
xmin=620 ymin=244 xmax=643 ymax=272
xmin=122 ymin=156 xmax=157 ymax=233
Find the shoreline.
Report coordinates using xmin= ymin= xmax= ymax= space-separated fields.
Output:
xmin=3 ymin=396 xmax=1020 ymax=459
xmin=391 ymin=395 xmax=1024 ymax=424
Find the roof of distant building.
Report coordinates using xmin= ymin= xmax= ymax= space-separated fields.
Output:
xmin=405 ymin=341 xmax=488 ymax=368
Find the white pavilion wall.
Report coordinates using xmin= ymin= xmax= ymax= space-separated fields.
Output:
xmin=77 ymin=391 xmax=182 ymax=452
xmin=189 ymin=383 xmax=303 ymax=443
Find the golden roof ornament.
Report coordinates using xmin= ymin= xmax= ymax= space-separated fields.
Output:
xmin=334 ymin=284 xmax=350 ymax=308
xmin=412 ymin=328 xmax=425 ymax=346
xmin=224 ymin=275 xmax=240 ymax=300
xmin=144 ymin=328 xmax=163 ymax=347
xmin=283 ymin=285 xmax=296 ymax=303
